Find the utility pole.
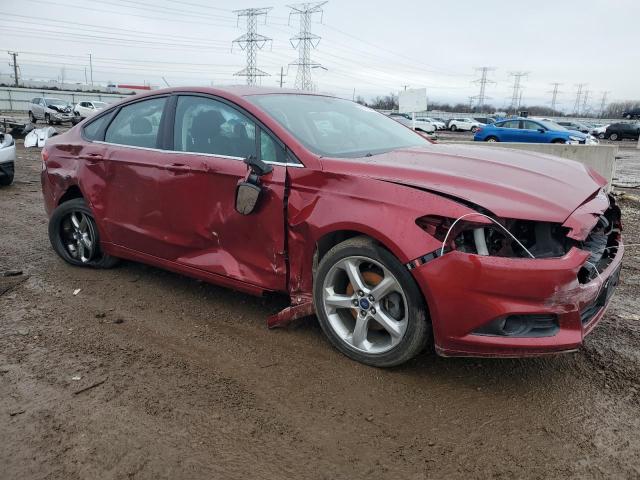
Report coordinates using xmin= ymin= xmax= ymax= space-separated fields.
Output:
xmin=89 ymin=53 xmax=94 ymax=86
xmin=232 ymin=7 xmax=273 ymax=86
xmin=288 ymin=1 xmax=327 ymax=91
xmin=8 ymin=51 xmax=19 ymax=87
xmin=279 ymin=66 xmax=285 ymax=87
xmin=582 ymin=89 xmax=590 ymax=116
xmin=548 ymin=82 xmax=562 ymax=112
xmin=509 ymin=71 xmax=528 ymax=113
xmin=472 ymin=67 xmax=496 ymax=112
xmin=599 ymin=91 xmax=610 ymax=117
xmin=573 ymin=83 xmax=586 ymax=115
xmin=401 ymin=84 xmax=409 ymax=91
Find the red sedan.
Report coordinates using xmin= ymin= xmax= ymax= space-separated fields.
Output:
xmin=41 ymin=87 xmax=623 ymax=367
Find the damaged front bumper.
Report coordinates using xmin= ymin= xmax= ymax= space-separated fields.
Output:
xmin=411 ymin=242 xmax=624 ymax=357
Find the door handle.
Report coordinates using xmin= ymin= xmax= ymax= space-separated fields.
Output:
xmin=166 ymin=163 xmax=191 ymax=173
xmin=81 ymin=153 xmax=104 ymax=163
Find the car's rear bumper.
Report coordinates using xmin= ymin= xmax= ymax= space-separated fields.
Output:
xmin=411 ymin=243 xmax=624 ymax=358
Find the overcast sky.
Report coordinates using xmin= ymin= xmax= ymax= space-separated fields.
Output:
xmin=1 ymin=0 xmax=638 ymax=111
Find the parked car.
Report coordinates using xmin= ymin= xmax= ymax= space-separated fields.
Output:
xmin=448 ymin=118 xmax=483 ymax=132
xmin=555 ymin=121 xmax=590 ymax=134
xmin=603 ymin=122 xmax=640 ymax=141
xmin=74 ymin=101 xmax=108 ymax=120
xmin=29 ymin=97 xmax=76 ymax=124
xmin=474 ymin=118 xmax=598 ymax=144
xmin=0 ymin=132 xmax=16 ymax=186
xmin=473 ymin=117 xmax=496 ymax=125
xmin=41 ymin=87 xmax=623 ymax=367
xmin=590 ymin=124 xmax=609 ymax=138
xmin=388 ymin=113 xmax=435 ymax=133
xmin=417 ymin=116 xmax=446 ymax=130
xmin=622 ymin=108 xmax=640 ymax=120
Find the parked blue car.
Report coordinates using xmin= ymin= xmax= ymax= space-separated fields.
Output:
xmin=474 ymin=118 xmax=596 ymax=144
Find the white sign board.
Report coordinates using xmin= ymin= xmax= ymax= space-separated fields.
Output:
xmin=398 ymin=88 xmax=427 ymax=114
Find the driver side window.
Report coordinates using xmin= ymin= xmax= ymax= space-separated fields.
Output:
xmin=174 ymin=96 xmax=256 ymax=159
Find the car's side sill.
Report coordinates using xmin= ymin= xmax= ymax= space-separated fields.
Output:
xmin=103 ymin=242 xmax=271 ymax=297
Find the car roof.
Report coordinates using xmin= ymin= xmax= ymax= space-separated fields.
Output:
xmin=122 ymin=85 xmax=330 ymax=102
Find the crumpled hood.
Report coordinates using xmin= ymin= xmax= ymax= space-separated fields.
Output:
xmin=320 ymin=144 xmax=606 ymax=223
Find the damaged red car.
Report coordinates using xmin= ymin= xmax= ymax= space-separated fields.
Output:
xmin=41 ymin=87 xmax=624 ymax=367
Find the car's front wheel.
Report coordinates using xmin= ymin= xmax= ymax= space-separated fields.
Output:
xmin=598 ymin=133 xmax=605 ymax=139
xmin=471 ymin=126 xmax=479 ymax=133
xmin=314 ymin=236 xmax=430 ymax=367
xmin=45 ymin=113 xmax=52 ymax=125
xmin=29 ymin=111 xmax=37 ymax=123
xmin=450 ymin=124 xmax=457 ymax=131
xmin=48 ymin=198 xmax=119 ymax=268
xmin=485 ymin=136 xmax=499 ymax=142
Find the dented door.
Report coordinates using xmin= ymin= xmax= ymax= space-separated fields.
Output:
xmin=157 ymin=152 xmax=287 ymax=291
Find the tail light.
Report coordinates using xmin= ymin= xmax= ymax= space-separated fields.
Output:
xmin=475 ymin=128 xmax=483 ymax=134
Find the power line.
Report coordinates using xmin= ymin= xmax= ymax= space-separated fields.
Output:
xmin=573 ymin=83 xmax=587 ymax=115
xmin=472 ymin=67 xmax=496 ymax=111
xmin=232 ymin=8 xmax=273 ymax=86
xmin=582 ymin=89 xmax=590 ymax=114
xmin=509 ymin=71 xmax=529 ymax=112
xmin=548 ymin=82 xmax=562 ymax=111
xmin=8 ymin=51 xmax=19 ymax=87
xmin=288 ymin=1 xmax=327 ymax=91
xmin=599 ymin=91 xmax=610 ymax=117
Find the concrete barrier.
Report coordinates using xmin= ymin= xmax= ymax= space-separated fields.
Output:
xmin=452 ymin=142 xmax=618 ymax=191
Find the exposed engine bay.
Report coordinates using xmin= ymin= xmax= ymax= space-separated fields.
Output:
xmin=416 ymin=193 xmax=622 ymax=283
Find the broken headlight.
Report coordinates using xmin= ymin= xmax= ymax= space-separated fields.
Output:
xmin=416 ymin=215 xmax=573 ymax=258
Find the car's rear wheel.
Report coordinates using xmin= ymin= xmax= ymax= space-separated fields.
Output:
xmin=29 ymin=111 xmax=37 ymax=123
xmin=485 ymin=136 xmax=498 ymax=142
xmin=609 ymin=133 xmax=619 ymax=141
xmin=45 ymin=113 xmax=52 ymax=125
xmin=48 ymin=198 xmax=119 ymax=268
xmin=552 ymin=139 xmax=566 ymax=144
xmin=626 ymin=114 xmax=632 ymax=119
xmin=471 ymin=126 xmax=478 ymax=133
xmin=450 ymin=124 xmax=457 ymax=131
xmin=314 ymin=236 xmax=430 ymax=367
xmin=598 ymin=133 xmax=605 ymax=139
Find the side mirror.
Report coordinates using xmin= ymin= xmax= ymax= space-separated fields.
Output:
xmin=235 ymin=182 xmax=262 ymax=215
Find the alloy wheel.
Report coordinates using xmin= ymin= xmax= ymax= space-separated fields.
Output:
xmin=60 ymin=211 xmax=96 ymax=263
xmin=321 ymin=256 xmax=408 ymax=354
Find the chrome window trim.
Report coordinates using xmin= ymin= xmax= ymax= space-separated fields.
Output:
xmin=93 ymin=141 xmax=304 ymax=167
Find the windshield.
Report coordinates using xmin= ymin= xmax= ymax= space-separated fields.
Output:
xmin=45 ymin=98 xmax=68 ymax=107
xmin=247 ymin=94 xmax=430 ymax=158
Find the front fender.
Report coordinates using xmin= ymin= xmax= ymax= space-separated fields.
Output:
xmin=286 ymin=168 xmax=483 ymax=297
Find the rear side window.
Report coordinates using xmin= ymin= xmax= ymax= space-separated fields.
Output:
xmin=105 ymin=97 xmax=166 ymax=148
xmin=499 ymin=121 xmax=519 ymax=129
xmin=83 ymin=111 xmax=114 ymax=141
xmin=173 ymin=95 xmax=256 ymax=158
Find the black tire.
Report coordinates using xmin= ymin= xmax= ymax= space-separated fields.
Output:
xmin=471 ymin=126 xmax=478 ymax=133
xmin=0 ymin=172 xmax=13 ymax=186
xmin=45 ymin=113 xmax=52 ymax=125
xmin=450 ymin=124 xmax=457 ymax=132
xmin=29 ymin=111 xmax=37 ymax=124
xmin=551 ymin=139 xmax=566 ymax=144
xmin=609 ymin=133 xmax=619 ymax=141
xmin=598 ymin=133 xmax=605 ymax=139
xmin=48 ymin=198 xmax=119 ymax=269
xmin=485 ymin=136 xmax=499 ymax=142
xmin=313 ymin=236 xmax=430 ymax=367
xmin=625 ymin=114 xmax=632 ymax=119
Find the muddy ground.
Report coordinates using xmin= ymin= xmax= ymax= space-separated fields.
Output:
xmin=1 ymin=139 xmax=640 ymax=480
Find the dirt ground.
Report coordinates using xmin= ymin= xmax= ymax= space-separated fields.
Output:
xmin=1 ymin=139 xmax=640 ymax=480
